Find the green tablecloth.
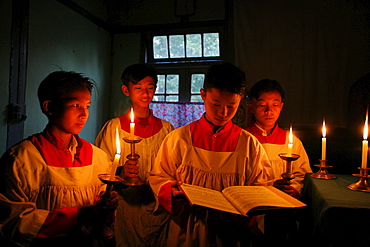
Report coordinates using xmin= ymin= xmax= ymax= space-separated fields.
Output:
xmin=301 ymin=173 xmax=370 ymax=247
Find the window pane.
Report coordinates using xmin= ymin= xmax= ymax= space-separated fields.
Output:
xmin=153 ymin=36 xmax=168 ymax=59
xmin=166 ymin=74 xmax=179 ymax=94
xmin=191 ymin=74 xmax=204 ymax=93
xmin=153 ymin=95 xmax=164 ymax=101
xmin=166 ymin=95 xmax=179 ymax=102
xmin=156 ymin=75 xmax=165 ymax=93
xmin=169 ymin=35 xmax=185 ymax=58
xmin=203 ymin=33 xmax=220 ymax=57
xmin=191 ymin=95 xmax=202 ymax=102
xmin=186 ymin=34 xmax=202 ymax=57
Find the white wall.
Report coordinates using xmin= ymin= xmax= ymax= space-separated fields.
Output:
xmin=0 ymin=0 xmax=12 ymax=154
xmin=109 ymin=33 xmax=142 ymax=120
xmin=24 ymin=0 xmax=112 ymax=144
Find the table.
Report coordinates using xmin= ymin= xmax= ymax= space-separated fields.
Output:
xmin=300 ymin=173 xmax=370 ymax=247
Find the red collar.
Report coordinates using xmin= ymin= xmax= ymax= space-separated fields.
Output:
xmin=119 ymin=109 xmax=163 ymax=138
xmin=29 ymin=128 xmax=92 ymax=167
xmin=246 ymin=123 xmax=286 ymax=144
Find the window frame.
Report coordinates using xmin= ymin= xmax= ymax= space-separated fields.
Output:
xmin=146 ymin=26 xmax=225 ymax=64
xmin=146 ymin=26 xmax=226 ymax=103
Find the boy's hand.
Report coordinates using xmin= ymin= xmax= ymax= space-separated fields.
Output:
xmin=121 ymin=160 xmax=139 ymax=178
xmin=273 ymin=179 xmax=295 ymax=196
xmin=171 ymin=180 xmax=185 ymax=198
xmin=95 ymin=190 xmax=120 ymax=214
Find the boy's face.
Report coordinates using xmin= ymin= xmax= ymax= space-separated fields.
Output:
xmin=201 ymin=88 xmax=243 ymax=127
xmin=47 ymin=87 xmax=91 ymax=137
xmin=122 ymin=76 xmax=156 ymax=109
xmin=249 ymin=91 xmax=284 ymax=131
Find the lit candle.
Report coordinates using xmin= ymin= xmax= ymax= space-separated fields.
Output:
xmin=130 ymin=108 xmax=135 ymax=140
xmin=287 ymin=125 xmax=293 ymax=157
xmin=322 ymin=120 xmax=327 ymax=160
xmin=361 ymin=112 xmax=368 ymax=169
xmin=110 ymin=128 xmax=121 ymax=180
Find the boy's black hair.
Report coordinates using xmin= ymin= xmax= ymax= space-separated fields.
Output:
xmin=121 ymin=64 xmax=158 ymax=86
xmin=203 ymin=62 xmax=247 ymax=96
xmin=38 ymin=71 xmax=95 ymax=115
xmin=249 ymin=79 xmax=285 ymax=101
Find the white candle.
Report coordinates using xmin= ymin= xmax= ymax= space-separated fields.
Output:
xmin=130 ymin=108 xmax=135 ymax=140
xmin=287 ymin=126 xmax=293 ymax=157
xmin=110 ymin=128 xmax=121 ymax=180
xmin=322 ymin=120 xmax=326 ymax=160
xmin=362 ymin=113 xmax=368 ymax=169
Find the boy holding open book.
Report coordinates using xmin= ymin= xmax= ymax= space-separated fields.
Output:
xmin=149 ymin=62 xmax=275 ymax=246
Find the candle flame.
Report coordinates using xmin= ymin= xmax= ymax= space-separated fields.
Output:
xmin=130 ymin=107 xmax=134 ymax=123
xmin=289 ymin=125 xmax=293 ymax=144
xmin=115 ymin=127 xmax=121 ymax=154
xmin=364 ymin=111 xmax=368 ymax=140
xmin=322 ymin=120 xmax=326 ymax=138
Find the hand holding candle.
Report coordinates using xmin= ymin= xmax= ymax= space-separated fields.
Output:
xmin=322 ymin=120 xmax=327 ymax=160
xmin=130 ymin=108 xmax=135 ymax=140
xmin=362 ymin=111 xmax=368 ymax=169
xmin=110 ymin=128 xmax=121 ymax=180
xmin=287 ymin=125 xmax=293 ymax=157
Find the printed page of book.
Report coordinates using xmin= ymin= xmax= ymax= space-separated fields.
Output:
xmin=180 ymin=183 xmax=242 ymax=215
xmin=222 ymin=186 xmax=306 ymax=216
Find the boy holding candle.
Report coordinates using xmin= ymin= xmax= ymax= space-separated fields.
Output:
xmin=245 ymin=79 xmax=312 ymax=245
xmin=94 ymin=63 xmax=174 ymax=247
xmin=245 ymin=79 xmax=312 ymax=197
xmin=0 ymin=71 xmax=119 ymax=246
xmin=148 ymin=62 xmax=274 ymax=246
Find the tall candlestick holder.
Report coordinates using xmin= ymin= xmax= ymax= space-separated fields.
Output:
xmin=122 ymin=137 xmax=145 ymax=186
xmin=81 ymin=173 xmax=122 ymax=240
xmin=348 ymin=167 xmax=370 ymax=192
xmin=98 ymin=174 xmax=123 ymax=198
xmin=310 ymin=159 xmax=336 ymax=179
xmin=278 ymin=153 xmax=300 ymax=180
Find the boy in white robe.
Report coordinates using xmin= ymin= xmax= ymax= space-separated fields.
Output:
xmin=95 ymin=64 xmax=174 ymax=247
xmin=246 ymin=79 xmax=312 ymax=245
xmin=149 ymin=62 xmax=274 ymax=246
xmin=0 ymin=71 xmax=119 ymax=246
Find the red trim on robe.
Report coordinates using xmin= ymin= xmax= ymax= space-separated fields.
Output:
xmin=119 ymin=110 xmax=163 ymax=138
xmin=158 ymin=182 xmax=185 ymax=216
xmin=190 ymin=115 xmax=241 ymax=152
xmin=245 ymin=124 xmax=286 ymax=145
xmin=36 ymin=207 xmax=79 ymax=238
xmin=29 ymin=128 xmax=92 ymax=167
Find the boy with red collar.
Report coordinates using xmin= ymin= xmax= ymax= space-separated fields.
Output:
xmin=149 ymin=62 xmax=274 ymax=246
xmin=246 ymin=79 xmax=312 ymax=199
xmin=95 ymin=64 xmax=174 ymax=247
xmin=0 ymin=71 xmax=118 ymax=246
xmin=246 ymin=79 xmax=312 ymax=245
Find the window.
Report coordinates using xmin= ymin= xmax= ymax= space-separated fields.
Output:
xmin=147 ymin=28 xmax=225 ymax=103
xmin=153 ymin=33 xmax=220 ymax=59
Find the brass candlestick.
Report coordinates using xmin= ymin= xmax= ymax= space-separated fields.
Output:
xmin=81 ymin=174 xmax=122 ymax=240
xmin=122 ymin=137 xmax=145 ymax=186
xmin=278 ymin=153 xmax=300 ymax=180
xmin=310 ymin=159 xmax=336 ymax=179
xmin=98 ymin=174 xmax=123 ymax=197
xmin=348 ymin=167 xmax=370 ymax=192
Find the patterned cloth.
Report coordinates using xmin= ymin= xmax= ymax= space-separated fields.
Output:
xmin=150 ymin=102 xmax=204 ymax=129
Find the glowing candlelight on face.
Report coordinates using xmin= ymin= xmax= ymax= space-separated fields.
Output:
xmin=287 ymin=125 xmax=293 ymax=157
xmin=322 ymin=120 xmax=327 ymax=160
xmin=110 ymin=128 xmax=121 ymax=180
xmin=361 ymin=111 xmax=368 ymax=169
xmin=130 ymin=108 xmax=135 ymax=140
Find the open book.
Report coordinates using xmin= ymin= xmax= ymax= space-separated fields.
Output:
xmin=180 ymin=183 xmax=306 ymax=216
